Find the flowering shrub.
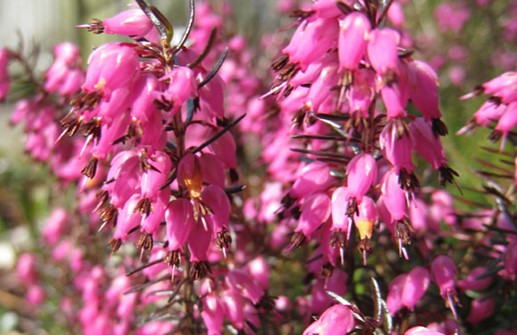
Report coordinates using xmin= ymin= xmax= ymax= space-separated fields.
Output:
xmin=1 ymin=0 xmax=516 ymax=334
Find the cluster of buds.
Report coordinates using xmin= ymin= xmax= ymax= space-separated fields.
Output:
xmin=269 ymin=0 xmax=457 ymax=267
xmin=65 ymin=1 xmax=243 ymax=281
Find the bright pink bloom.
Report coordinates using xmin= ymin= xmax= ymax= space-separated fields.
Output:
xmin=221 ymin=290 xmax=245 ymax=330
xmin=482 ymin=72 xmax=517 ymax=104
xmin=408 ymin=60 xmax=441 ymax=120
xmin=354 ymin=196 xmax=378 ymax=241
xmin=246 ymin=256 xmax=270 ymax=291
xmin=338 ymin=12 xmax=371 ymax=71
xmin=201 ymin=294 xmax=224 ymax=335
xmin=141 ymin=151 xmax=172 ymax=200
xmin=495 ymin=102 xmax=517 ymax=150
xmin=295 ymin=193 xmax=332 ymax=239
xmin=17 ymin=253 xmax=37 ymax=285
xmin=347 ymin=68 xmax=376 ymax=117
xmin=410 ymin=118 xmax=447 ymax=169
xmin=381 ymin=170 xmax=407 ymax=221
xmin=26 ymin=284 xmax=45 ymax=306
xmin=380 ymin=123 xmax=414 ymax=173
xmin=290 ymin=161 xmax=334 ymax=198
xmin=165 ymin=199 xmax=195 ymax=252
xmin=103 ymin=9 xmax=154 ymax=38
xmin=42 ymin=208 xmax=69 ymax=246
xmin=434 ymin=2 xmax=470 ymax=33
xmin=388 ymin=267 xmax=430 ymax=314
xmin=331 ymin=186 xmax=349 ymax=232
xmin=405 ymin=326 xmax=445 ymax=335
xmin=458 ymin=267 xmax=492 ymax=292
xmin=367 ymin=28 xmax=400 ymax=76
xmin=302 ymin=304 xmax=355 ymax=335
xmin=160 ymin=66 xmax=198 ymax=115
xmin=466 ymin=296 xmax=495 ymax=324
xmin=381 ymin=83 xmax=407 ymax=119
xmin=282 ymin=18 xmax=339 ymax=71
xmin=431 ymin=255 xmax=458 ymax=318
xmin=0 ymin=48 xmax=10 ymax=100
xmin=346 ymin=153 xmax=377 ymax=202
xmin=82 ymin=42 xmax=140 ymax=96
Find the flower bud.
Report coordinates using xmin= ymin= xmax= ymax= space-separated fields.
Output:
xmin=338 ymin=12 xmax=371 ymax=71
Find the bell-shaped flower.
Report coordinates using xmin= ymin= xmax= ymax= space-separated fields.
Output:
xmin=353 ymin=196 xmax=378 ymax=241
xmin=82 ymin=43 xmax=140 ymax=96
xmin=346 ymin=153 xmax=377 ymax=202
xmin=404 ymin=326 xmax=445 ymax=335
xmin=347 ymin=68 xmax=376 ymax=118
xmin=188 ymin=217 xmax=213 ymax=262
xmin=42 ymin=208 xmax=69 ymax=246
xmin=103 ymin=9 xmax=154 ymax=38
xmin=381 ymin=83 xmax=407 ymax=119
xmin=141 ymin=151 xmax=172 ymax=200
xmin=226 ymin=269 xmax=264 ymax=305
xmin=207 ymin=130 xmax=237 ymax=169
xmin=331 ymin=186 xmax=349 ymax=232
xmin=408 ymin=60 xmax=441 ymax=120
xmin=282 ymin=18 xmax=339 ymax=71
xmin=113 ymin=194 xmax=142 ymax=242
xmin=458 ymin=267 xmax=492 ymax=292
xmin=199 ymin=153 xmax=225 ymax=188
xmin=201 ymin=294 xmax=224 ymax=335
xmin=482 ymin=71 xmax=517 ymax=104
xmin=16 ymin=253 xmax=37 ymax=285
xmin=380 ymin=122 xmax=414 ymax=173
xmin=431 ymin=255 xmax=458 ymax=318
xmin=201 ymin=185 xmax=231 ymax=237
xmin=466 ymin=296 xmax=495 ymax=324
xmin=367 ymin=28 xmax=400 ymax=76
xmin=381 ymin=170 xmax=407 ymax=221
xmin=302 ymin=304 xmax=355 ymax=335
xmin=338 ymin=12 xmax=371 ymax=71
xmin=160 ymin=66 xmax=197 ymax=115
xmin=495 ymin=102 xmax=517 ymax=150
xmin=409 ymin=118 xmax=447 ymax=169
xmin=178 ymin=153 xmax=204 ymax=200
xmin=221 ymin=290 xmax=245 ymax=330
xmin=305 ymin=64 xmax=339 ymax=112
xmin=295 ymin=192 xmax=332 ymax=239
xmin=290 ymin=161 xmax=334 ymax=198
xmin=130 ymin=73 xmax=160 ymax=123
xmin=312 ymin=0 xmax=343 ymax=19
xmin=246 ymin=256 xmax=270 ymax=291
xmin=165 ymin=198 xmax=195 ymax=252
xmin=0 ymin=48 xmax=10 ymax=101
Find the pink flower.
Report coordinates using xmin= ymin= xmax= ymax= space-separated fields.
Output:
xmin=367 ymin=28 xmax=400 ymax=76
xmin=295 ymin=192 xmax=332 ymax=239
xmin=466 ymin=296 xmax=495 ymax=324
xmin=82 ymin=42 xmax=140 ymax=97
xmin=408 ymin=60 xmax=441 ymax=120
xmin=405 ymin=326 xmax=445 ymax=335
xmin=303 ymin=304 xmax=355 ymax=335
xmin=338 ymin=12 xmax=371 ymax=71
xmin=346 ymin=153 xmax=377 ymax=203
xmin=0 ymin=48 xmax=10 ymax=100
xmin=103 ymin=9 xmax=154 ymax=38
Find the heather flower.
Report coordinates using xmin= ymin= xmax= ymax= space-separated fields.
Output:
xmin=431 ymin=255 xmax=458 ymax=319
xmin=466 ymin=296 xmax=495 ymax=324
xmin=0 ymin=48 xmax=10 ymax=100
xmin=303 ymin=304 xmax=355 ymax=335
xmin=338 ymin=12 xmax=371 ymax=72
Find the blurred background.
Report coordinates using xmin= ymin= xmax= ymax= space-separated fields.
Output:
xmin=0 ymin=0 xmax=515 ymax=333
